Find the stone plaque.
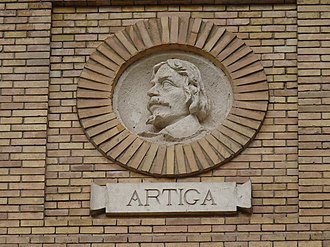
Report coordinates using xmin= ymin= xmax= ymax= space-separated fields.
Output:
xmin=77 ymin=17 xmax=269 ymax=177
xmin=90 ymin=181 xmax=251 ymax=215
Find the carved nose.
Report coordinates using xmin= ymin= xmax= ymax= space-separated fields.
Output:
xmin=147 ymin=86 xmax=159 ymax=97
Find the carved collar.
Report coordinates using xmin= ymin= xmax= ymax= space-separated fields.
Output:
xmin=140 ymin=115 xmax=204 ymax=142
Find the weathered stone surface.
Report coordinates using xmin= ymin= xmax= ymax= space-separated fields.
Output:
xmin=90 ymin=180 xmax=252 ymax=215
xmin=76 ymin=17 xmax=268 ymax=177
xmin=113 ymin=51 xmax=232 ymax=144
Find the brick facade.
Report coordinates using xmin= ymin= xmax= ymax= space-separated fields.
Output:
xmin=0 ymin=0 xmax=329 ymax=246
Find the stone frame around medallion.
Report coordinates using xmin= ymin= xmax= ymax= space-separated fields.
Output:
xmin=76 ymin=17 xmax=269 ymax=177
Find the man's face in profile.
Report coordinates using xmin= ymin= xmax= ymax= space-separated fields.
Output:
xmin=147 ymin=64 xmax=189 ymax=130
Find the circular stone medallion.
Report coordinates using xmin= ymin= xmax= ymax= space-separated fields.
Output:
xmin=113 ymin=50 xmax=233 ymax=144
xmin=77 ymin=17 xmax=269 ymax=177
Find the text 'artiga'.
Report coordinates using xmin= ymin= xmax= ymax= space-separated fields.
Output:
xmin=90 ymin=181 xmax=251 ymax=215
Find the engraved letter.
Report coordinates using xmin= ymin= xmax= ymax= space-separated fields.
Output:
xmin=162 ymin=188 xmax=177 ymax=206
xmin=179 ymin=188 xmax=184 ymax=205
xmin=127 ymin=190 xmax=143 ymax=206
xmin=145 ymin=189 xmax=161 ymax=206
xmin=201 ymin=189 xmax=216 ymax=205
xmin=184 ymin=189 xmax=200 ymax=205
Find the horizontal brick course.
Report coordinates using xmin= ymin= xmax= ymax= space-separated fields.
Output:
xmin=51 ymin=0 xmax=297 ymax=7
xmin=42 ymin=2 xmax=300 ymax=245
xmin=0 ymin=5 xmax=51 ymax=247
xmin=0 ymin=0 xmax=329 ymax=245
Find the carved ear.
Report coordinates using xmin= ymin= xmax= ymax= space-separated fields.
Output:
xmin=184 ymin=90 xmax=191 ymax=104
xmin=188 ymin=84 xmax=200 ymax=115
xmin=196 ymin=89 xmax=210 ymax=121
xmin=189 ymin=83 xmax=199 ymax=93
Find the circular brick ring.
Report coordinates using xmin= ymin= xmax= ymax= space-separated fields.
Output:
xmin=77 ymin=17 xmax=269 ymax=177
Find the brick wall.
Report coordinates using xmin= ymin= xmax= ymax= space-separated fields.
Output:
xmin=48 ymin=4 xmax=299 ymax=246
xmin=0 ymin=0 xmax=329 ymax=246
xmin=297 ymin=0 xmax=330 ymax=240
xmin=0 ymin=0 xmax=52 ymax=242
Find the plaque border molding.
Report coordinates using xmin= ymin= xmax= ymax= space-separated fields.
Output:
xmin=76 ymin=17 xmax=269 ymax=177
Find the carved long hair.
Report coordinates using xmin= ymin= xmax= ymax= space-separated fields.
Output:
xmin=152 ymin=59 xmax=210 ymax=122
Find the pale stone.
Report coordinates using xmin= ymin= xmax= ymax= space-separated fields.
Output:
xmin=90 ymin=180 xmax=251 ymax=215
xmin=113 ymin=50 xmax=233 ymax=144
xmin=141 ymin=59 xmax=210 ymax=141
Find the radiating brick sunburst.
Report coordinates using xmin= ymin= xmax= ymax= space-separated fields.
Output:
xmin=77 ymin=17 xmax=269 ymax=177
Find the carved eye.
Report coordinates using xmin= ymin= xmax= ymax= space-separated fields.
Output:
xmin=162 ymin=80 xmax=174 ymax=88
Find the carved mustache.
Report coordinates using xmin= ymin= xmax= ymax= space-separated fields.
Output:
xmin=147 ymin=97 xmax=170 ymax=110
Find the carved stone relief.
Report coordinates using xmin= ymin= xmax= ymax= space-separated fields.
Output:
xmin=76 ymin=17 xmax=269 ymax=177
xmin=113 ymin=51 xmax=233 ymax=144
